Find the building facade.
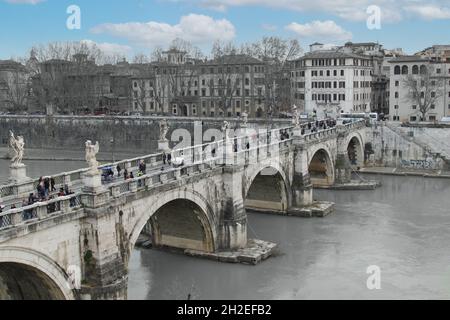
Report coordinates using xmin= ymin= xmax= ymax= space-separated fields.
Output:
xmin=389 ymin=56 xmax=450 ymax=122
xmin=131 ymin=51 xmax=269 ymax=118
xmin=291 ymin=49 xmax=374 ymax=119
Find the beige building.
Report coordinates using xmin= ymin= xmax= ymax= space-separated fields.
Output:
xmin=389 ymin=56 xmax=450 ymax=122
xmin=291 ymin=49 xmax=374 ymax=119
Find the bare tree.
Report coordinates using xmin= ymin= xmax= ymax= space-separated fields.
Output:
xmin=3 ymin=66 xmax=30 ymax=112
xmin=133 ymin=54 xmax=150 ymax=64
xmin=215 ymin=58 xmax=240 ymax=118
xmin=211 ymin=40 xmax=238 ymax=59
xmin=170 ymin=38 xmax=204 ymax=60
xmin=151 ymin=47 xmax=164 ymax=62
xmin=403 ymin=65 xmax=444 ymax=121
xmin=30 ymin=41 xmax=120 ymax=114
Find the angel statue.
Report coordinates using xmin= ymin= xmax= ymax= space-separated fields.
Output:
xmin=9 ymin=131 xmax=25 ymax=166
xmin=159 ymin=119 xmax=170 ymax=142
xmin=292 ymin=105 xmax=300 ymax=128
xmin=222 ymin=121 xmax=230 ymax=132
xmin=85 ymin=140 xmax=100 ymax=174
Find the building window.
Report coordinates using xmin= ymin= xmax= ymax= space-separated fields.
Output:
xmin=412 ymin=105 xmax=417 ymax=110
xmin=394 ymin=105 xmax=399 ymax=110
xmin=429 ymin=116 xmax=436 ymax=121
xmin=173 ymin=105 xmax=177 ymax=114
xmin=395 ymin=92 xmax=399 ymax=98
xmin=410 ymin=116 xmax=417 ymax=122
xmin=395 ymin=81 xmax=399 ymax=87
xmin=437 ymin=68 xmax=442 ymax=74
xmin=431 ymin=104 xmax=435 ymax=109
xmin=394 ymin=66 xmax=401 ymax=75
xmin=340 ymin=70 xmax=344 ymax=76
xmin=401 ymin=65 xmax=408 ymax=75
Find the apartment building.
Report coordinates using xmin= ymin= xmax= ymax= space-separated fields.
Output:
xmin=291 ymin=49 xmax=374 ymax=118
xmin=389 ymin=56 xmax=450 ymax=122
xmin=131 ymin=50 xmax=268 ymax=118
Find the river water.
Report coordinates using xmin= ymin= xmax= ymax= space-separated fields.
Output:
xmin=128 ymin=174 xmax=450 ymax=300
xmin=2 ymin=154 xmax=450 ymax=300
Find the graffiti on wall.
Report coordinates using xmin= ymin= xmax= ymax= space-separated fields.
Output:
xmin=401 ymin=159 xmax=435 ymax=169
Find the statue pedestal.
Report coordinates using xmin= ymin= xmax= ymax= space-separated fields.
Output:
xmin=82 ymin=170 xmax=103 ymax=193
xmin=9 ymin=164 xmax=34 ymax=197
xmin=9 ymin=164 xmax=32 ymax=184
xmin=293 ymin=127 xmax=303 ymax=138
xmin=158 ymin=140 xmax=170 ymax=152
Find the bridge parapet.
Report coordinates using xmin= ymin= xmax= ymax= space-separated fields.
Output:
xmin=0 ymin=193 xmax=82 ymax=234
xmin=0 ymin=120 xmax=366 ymax=207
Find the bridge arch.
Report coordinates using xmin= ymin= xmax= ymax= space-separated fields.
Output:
xmin=345 ymin=133 xmax=365 ymax=166
xmin=129 ymin=189 xmax=217 ymax=253
xmin=0 ymin=247 xmax=75 ymax=300
xmin=244 ymin=161 xmax=290 ymax=213
xmin=308 ymin=147 xmax=335 ymax=186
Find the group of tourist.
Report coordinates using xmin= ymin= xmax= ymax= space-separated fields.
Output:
xmin=115 ymin=159 xmax=147 ymax=182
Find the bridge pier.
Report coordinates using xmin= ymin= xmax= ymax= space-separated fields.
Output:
xmin=288 ymin=128 xmax=334 ymax=217
xmin=218 ymin=166 xmax=247 ymax=250
xmin=335 ymin=152 xmax=353 ymax=184
xmin=78 ymin=172 xmax=128 ymax=300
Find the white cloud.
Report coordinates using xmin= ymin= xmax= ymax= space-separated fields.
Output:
xmin=172 ymin=0 xmax=450 ymax=23
xmin=286 ymin=20 xmax=352 ymax=41
xmin=81 ymin=40 xmax=132 ymax=57
xmin=405 ymin=5 xmax=450 ymax=20
xmin=91 ymin=14 xmax=236 ymax=48
xmin=5 ymin=0 xmax=45 ymax=4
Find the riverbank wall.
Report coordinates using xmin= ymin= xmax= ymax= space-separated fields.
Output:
xmin=365 ymin=123 xmax=449 ymax=171
xmin=0 ymin=115 xmax=290 ymax=154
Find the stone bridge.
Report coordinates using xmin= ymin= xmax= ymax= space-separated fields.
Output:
xmin=0 ymin=120 xmax=366 ymax=300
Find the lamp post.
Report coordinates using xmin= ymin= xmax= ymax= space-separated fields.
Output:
xmin=110 ymin=138 xmax=115 ymax=163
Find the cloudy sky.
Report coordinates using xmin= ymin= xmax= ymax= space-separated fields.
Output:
xmin=1 ymin=0 xmax=450 ymax=59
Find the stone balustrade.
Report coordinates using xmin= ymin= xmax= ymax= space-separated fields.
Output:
xmin=0 ymin=194 xmax=82 ymax=231
xmin=0 ymin=119 xmax=363 ymax=209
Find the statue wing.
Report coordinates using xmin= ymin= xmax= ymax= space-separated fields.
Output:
xmin=94 ymin=142 xmax=100 ymax=153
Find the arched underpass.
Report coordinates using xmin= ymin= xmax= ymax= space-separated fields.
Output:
xmin=309 ymin=149 xmax=334 ymax=187
xmin=141 ymin=199 xmax=215 ymax=253
xmin=347 ymin=137 xmax=364 ymax=166
xmin=0 ymin=263 xmax=66 ymax=300
xmin=245 ymin=167 xmax=288 ymax=213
